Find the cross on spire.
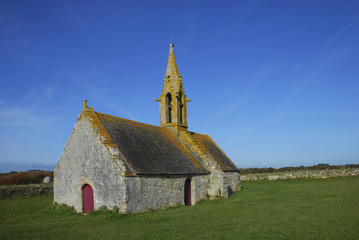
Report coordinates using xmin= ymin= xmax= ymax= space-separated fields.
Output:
xmin=169 ymin=35 xmax=174 ymax=52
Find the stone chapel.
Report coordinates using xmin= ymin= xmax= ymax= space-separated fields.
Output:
xmin=54 ymin=43 xmax=240 ymax=214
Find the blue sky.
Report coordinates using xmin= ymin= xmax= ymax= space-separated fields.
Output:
xmin=0 ymin=0 xmax=358 ymax=172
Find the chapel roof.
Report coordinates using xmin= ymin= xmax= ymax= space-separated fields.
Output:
xmin=188 ymin=132 xmax=240 ymax=172
xmin=95 ymin=112 xmax=210 ymax=175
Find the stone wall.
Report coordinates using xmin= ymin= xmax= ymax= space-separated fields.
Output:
xmin=126 ymin=175 xmax=209 ymax=213
xmin=227 ymin=172 xmax=241 ymax=194
xmin=54 ymin=116 xmax=127 ymax=213
xmin=240 ymin=168 xmax=359 ymax=181
xmin=0 ymin=185 xmax=53 ymax=200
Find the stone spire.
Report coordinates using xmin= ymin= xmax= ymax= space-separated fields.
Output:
xmin=155 ymin=42 xmax=191 ymax=136
xmin=165 ymin=43 xmax=180 ymax=80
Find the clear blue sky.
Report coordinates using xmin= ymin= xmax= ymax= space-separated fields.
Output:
xmin=1 ymin=0 xmax=358 ymax=172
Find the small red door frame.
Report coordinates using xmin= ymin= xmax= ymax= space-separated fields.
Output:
xmin=184 ymin=178 xmax=191 ymax=206
xmin=82 ymin=184 xmax=94 ymax=214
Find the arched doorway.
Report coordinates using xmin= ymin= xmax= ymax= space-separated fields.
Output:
xmin=184 ymin=178 xmax=191 ymax=206
xmin=82 ymin=184 xmax=94 ymax=213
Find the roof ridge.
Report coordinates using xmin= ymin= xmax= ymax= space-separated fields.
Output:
xmin=95 ymin=112 xmax=162 ymax=129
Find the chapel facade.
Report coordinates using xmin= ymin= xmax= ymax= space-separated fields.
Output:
xmin=54 ymin=43 xmax=240 ymax=214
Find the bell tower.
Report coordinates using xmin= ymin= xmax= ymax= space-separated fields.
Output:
xmin=155 ymin=42 xmax=191 ymax=136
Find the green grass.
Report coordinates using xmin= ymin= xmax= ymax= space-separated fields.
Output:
xmin=1 ymin=177 xmax=359 ymax=239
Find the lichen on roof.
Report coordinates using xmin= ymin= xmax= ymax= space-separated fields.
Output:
xmin=189 ymin=132 xmax=240 ymax=172
xmin=95 ymin=112 xmax=209 ymax=175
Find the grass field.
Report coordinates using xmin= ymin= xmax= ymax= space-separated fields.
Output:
xmin=1 ymin=177 xmax=359 ymax=240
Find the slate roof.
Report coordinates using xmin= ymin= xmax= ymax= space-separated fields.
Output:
xmin=95 ymin=112 xmax=209 ymax=175
xmin=188 ymin=132 xmax=240 ymax=172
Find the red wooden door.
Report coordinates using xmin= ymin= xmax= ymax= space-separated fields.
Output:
xmin=82 ymin=184 xmax=94 ymax=213
xmin=184 ymin=178 xmax=191 ymax=206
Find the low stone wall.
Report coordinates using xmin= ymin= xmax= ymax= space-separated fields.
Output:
xmin=241 ymin=168 xmax=359 ymax=181
xmin=0 ymin=185 xmax=53 ymax=200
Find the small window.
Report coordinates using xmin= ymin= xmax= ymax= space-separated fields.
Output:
xmin=179 ymin=93 xmax=183 ymax=124
xmin=166 ymin=93 xmax=172 ymax=123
